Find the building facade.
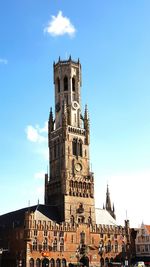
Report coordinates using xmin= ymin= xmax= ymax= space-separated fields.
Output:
xmin=0 ymin=57 xmax=135 ymax=267
xmin=135 ymin=223 xmax=150 ymax=263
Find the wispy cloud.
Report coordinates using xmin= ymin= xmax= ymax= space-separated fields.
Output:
xmin=0 ymin=58 xmax=8 ymax=65
xmin=26 ymin=122 xmax=47 ymax=143
xmin=44 ymin=11 xmax=76 ymax=37
xmin=25 ymin=122 xmax=48 ymax=160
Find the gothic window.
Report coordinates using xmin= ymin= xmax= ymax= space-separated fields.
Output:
xmin=44 ymin=230 xmax=47 ymax=236
xmin=60 ymin=238 xmax=64 ymax=252
xmin=62 ymin=259 xmax=67 ymax=267
xmin=33 ymin=238 xmax=37 ymax=250
xmin=29 ymin=258 xmax=34 ymax=267
xmin=88 ymin=217 xmax=92 ymax=225
xmin=80 ymin=231 xmax=85 ymax=244
xmin=50 ymin=259 xmax=55 ymax=267
xmin=36 ymin=258 xmax=41 ymax=267
xmin=56 ymin=259 xmax=61 ymax=267
xmin=78 ymin=139 xmax=83 ymax=156
xmin=107 ymin=240 xmax=111 ymax=252
xmin=72 ymin=77 xmax=75 ymax=91
xmin=115 ymin=241 xmax=118 ymax=252
xmin=64 ymin=76 xmax=68 ymax=91
xmin=72 ymin=138 xmax=77 ymax=156
xmin=70 ymin=215 xmax=74 ymax=225
xmin=53 ymin=238 xmax=57 ymax=251
xmin=43 ymin=238 xmax=48 ymax=251
xmin=57 ymin=77 xmax=60 ymax=93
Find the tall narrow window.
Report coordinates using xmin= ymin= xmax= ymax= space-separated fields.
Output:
xmin=78 ymin=140 xmax=82 ymax=157
xmin=72 ymin=139 xmax=77 ymax=156
xmin=57 ymin=77 xmax=60 ymax=93
xmin=64 ymin=76 xmax=68 ymax=91
xmin=72 ymin=77 xmax=75 ymax=91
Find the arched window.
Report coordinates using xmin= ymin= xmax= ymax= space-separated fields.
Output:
xmin=80 ymin=231 xmax=85 ymax=243
xmin=72 ymin=138 xmax=77 ymax=156
xmin=60 ymin=238 xmax=64 ymax=252
xmin=57 ymin=77 xmax=60 ymax=93
xmin=115 ymin=240 xmax=118 ymax=252
xmin=50 ymin=259 xmax=55 ymax=267
xmin=56 ymin=259 xmax=61 ymax=267
xmin=64 ymin=76 xmax=68 ymax=91
xmin=62 ymin=259 xmax=66 ymax=267
xmin=53 ymin=238 xmax=57 ymax=252
xmin=107 ymin=240 xmax=111 ymax=252
xmin=43 ymin=238 xmax=48 ymax=251
xmin=36 ymin=258 xmax=41 ymax=267
xmin=33 ymin=237 xmax=37 ymax=250
xmin=88 ymin=216 xmax=92 ymax=225
xmin=72 ymin=77 xmax=75 ymax=91
xmin=70 ymin=215 xmax=74 ymax=225
xmin=29 ymin=258 xmax=34 ymax=267
xmin=78 ymin=140 xmax=82 ymax=157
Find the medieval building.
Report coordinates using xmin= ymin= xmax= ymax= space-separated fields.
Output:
xmin=0 ymin=57 xmax=136 ymax=267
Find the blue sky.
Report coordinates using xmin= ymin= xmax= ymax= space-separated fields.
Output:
xmin=0 ymin=0 xmax=150 ymax=227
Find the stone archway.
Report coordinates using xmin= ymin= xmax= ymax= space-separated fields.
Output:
xmin=42 ymin=258 xmax=49 ymax=267
xmin=80 ymin=256 xmax=89 ymax=267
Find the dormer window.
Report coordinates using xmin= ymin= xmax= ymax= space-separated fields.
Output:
xmin=64 ymin=76 xmax=68 ymax=91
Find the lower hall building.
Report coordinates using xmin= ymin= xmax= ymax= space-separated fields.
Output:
xmin=0 ymin=57 xmax=136 ymax=267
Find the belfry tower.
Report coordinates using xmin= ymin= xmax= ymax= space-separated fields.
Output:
xmin=45 ymin=57 xmax=96 ymax=224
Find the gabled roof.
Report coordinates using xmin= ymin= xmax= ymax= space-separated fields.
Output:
xmin=0 ymin=204 xmax=60 ymax=229
xmin=95 ymin=208 xmax=117 ymax=226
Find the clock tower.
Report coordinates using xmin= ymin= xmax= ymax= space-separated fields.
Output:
xmin=45 ymin=56 xmax=96 ymax=225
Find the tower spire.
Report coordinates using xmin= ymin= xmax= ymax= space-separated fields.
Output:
xmin=105 ymin=184 xmax=116 ymax=220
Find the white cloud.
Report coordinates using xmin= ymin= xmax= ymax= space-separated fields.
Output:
xmin=26 ymin=122 xmax=47 ymax=143
xmin=0 ymin=58 xmax=8 ymax=64
xmin=44 ymin=11 xmax=76 ymax=37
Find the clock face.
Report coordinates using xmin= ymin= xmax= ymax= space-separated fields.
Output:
xmin=75 ymin=163 xmax=82 ymax=172
xmin=72 ymin=101 xmax=79 ymax=110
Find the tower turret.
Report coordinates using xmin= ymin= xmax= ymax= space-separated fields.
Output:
xmin=45 ymin=57 xmax=96 ymax=224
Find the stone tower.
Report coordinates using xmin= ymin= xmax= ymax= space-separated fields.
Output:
xmin=45 ymin=57 xmax=96 ymax=225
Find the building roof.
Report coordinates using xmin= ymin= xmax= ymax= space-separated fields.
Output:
xmin=0 ymin=204 xmax=60 ymax=229
xmin=95 ymin=208 xmax=118 ymax=226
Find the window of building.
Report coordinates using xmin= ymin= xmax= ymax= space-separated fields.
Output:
xmin=53 ymin=238 xmax=57 ymax=251
xmin=115 ymin=241 xmax=118 ymax=253
xmin=72 ymin=138 xmax=77 ymax=156
xmin=29 ymin=258 xmax=34 ymax=267
xmin=64 ymin=76 xmax=68 ymax=91
xmin=56 ymin=259 xmax=61 ymax=267
xmin=71 ymin=234 xmax=74 ymax=243
xmin=78 ymin=139 xmax=82 ymax=156
xmin=50 ymin=259 xmax=55 ymax=267
xmin=80 ymin=231 xmax=85 ymax=244
xmin=33 ymin=238 xmax=37 ymax=251
xmin=44 ymin=230 xmax=47 ymax=236
xmin=36 ymin=258 xmax=41 ymax=267
xmin=72 ymin=77 xmax=75 ymax=91
xmin=43 ymin=238 xmax=48 ymax=251
xmin=57 ymin=77 xmax=60 ymax=93
xmin=34 ymin=230 xmax=38 ymax=236
xmin=60 ymin=238 xmax=64 ymax=252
